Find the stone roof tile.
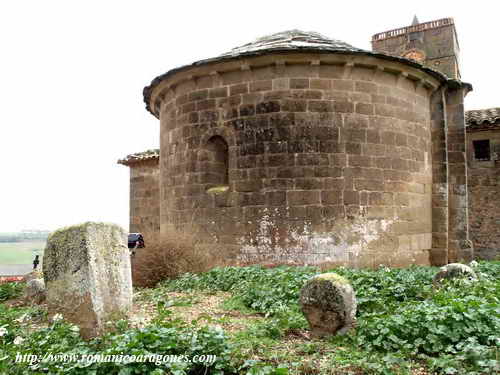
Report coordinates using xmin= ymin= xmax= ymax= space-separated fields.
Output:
xmin=118 ymin=149 xmax=159 ymax=166
xmin=466 ymin=108 xmax=500 ymax=131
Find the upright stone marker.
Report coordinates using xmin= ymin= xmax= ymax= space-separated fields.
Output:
xmin=299 ymin=273 xmax=357 ymax=338
xmin=43 ymin=222 xmax=132 ymax=339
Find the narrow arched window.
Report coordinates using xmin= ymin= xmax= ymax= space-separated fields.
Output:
xmin=205 ymin=135 xmax=229 ymax=186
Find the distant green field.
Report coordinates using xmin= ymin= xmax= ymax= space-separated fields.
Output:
xmin=0 ymin=241 xmax=45 ymax=264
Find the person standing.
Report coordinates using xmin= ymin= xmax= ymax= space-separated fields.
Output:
xmin=33 ymin=255 xmax=40 ymax=270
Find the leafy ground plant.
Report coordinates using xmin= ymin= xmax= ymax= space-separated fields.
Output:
xmin=165 ymin=262 xmax=500 ymax=374
xmin=0 ymin=281 xmax=24 ymax=302
xmin=1 ymin=261 xmax=499 ymax=374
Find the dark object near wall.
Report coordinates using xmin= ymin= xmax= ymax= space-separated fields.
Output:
xmin=128 ymin=233 xmax=145 ymax=249
xmin=474 ymin=247 xmax=499 ymax=261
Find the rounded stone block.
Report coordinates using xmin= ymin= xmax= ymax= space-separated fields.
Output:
xmin=22 ymin=270 xmax=43 ymax=283
xmin=299 ymin=273 xmax=357 ymax=337
xmin=433 ymin=263 xmax=477 ymax=285
xmin=24 ymin=278 xmax=46 ymax=304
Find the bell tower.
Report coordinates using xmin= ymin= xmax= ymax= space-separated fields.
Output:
xmin=371 ymin=17 xmax=461 ymax=80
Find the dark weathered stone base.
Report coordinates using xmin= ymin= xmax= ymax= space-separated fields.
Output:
xmin=474 ymin=247 xmax=500 ymax=261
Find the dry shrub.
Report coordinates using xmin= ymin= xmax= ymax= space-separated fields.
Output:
xmin=131 ymin=230 xmax=226 ymax=288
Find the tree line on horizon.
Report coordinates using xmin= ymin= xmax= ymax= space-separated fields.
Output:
xmin=0 ymin=231 xmax=50 ymax=243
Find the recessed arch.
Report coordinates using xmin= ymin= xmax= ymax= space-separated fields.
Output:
xmin=203 ymin=135 xmax=229 ymax=186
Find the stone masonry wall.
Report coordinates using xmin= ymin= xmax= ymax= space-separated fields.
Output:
xmin=467 ymin=129 xmax=500 ymax=260
xmin=129 ymin=160 xmax=160 ymax=243
xmin=154 ymin=53 xmax=440 ymax=267
xmin=429 ymin=89 xmax=449 ymax=265
xmin=445 ymin=88 xmax=473 ymax=263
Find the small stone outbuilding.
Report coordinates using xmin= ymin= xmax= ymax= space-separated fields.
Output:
xmin=118 ymin=149 xmax=160 ymax=242
xmin=465 ymin=109 xmax=500 ymax=260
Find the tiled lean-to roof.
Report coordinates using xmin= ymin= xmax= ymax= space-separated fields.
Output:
xmin=466 ymin=108 xmax=500 ymax=131
xmin=143 ymin=29 xmax=471 ymax=118
xmin=117 ymin=149 xmax=159 ymax=166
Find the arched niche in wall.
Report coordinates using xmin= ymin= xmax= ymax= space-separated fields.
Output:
xmin=201 ymin=135 xmax=229 ymax=187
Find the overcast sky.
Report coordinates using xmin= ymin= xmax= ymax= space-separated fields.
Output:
xmin=0 ymin=1 xmax=497 ymax=232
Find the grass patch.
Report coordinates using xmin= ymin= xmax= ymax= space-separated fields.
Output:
xmin=0 ymin=282 xmax=25 ymax=302
xmin=0 ymin=241 xmax=45 ymax=264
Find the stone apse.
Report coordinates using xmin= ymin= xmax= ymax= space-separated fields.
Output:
xmin=122 ymin=23 xmax=476 ymax=268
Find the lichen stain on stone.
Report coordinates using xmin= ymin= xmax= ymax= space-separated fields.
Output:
xmin=236 ymin=207 xmax=397 ymax=266
xmin=314 ymin=273 xmax=349 ymax=284
xmin=433 ymin=263 xmax=477 ymax=285
xmin=42 ymin=222 xmax=132 ymax=339
xmin=206 ymin=185 xmax=230 ymax=194
xmin=301 ymin=275 xmax=350 ymax=309
xmin=299 ymin=272 xmax=357 ymax=337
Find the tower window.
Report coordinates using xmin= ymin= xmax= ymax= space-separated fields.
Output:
xmin=204 ymin=136 xmax=229 ymax=185
xmin=473 ymin=139 xmax=490 ymax=161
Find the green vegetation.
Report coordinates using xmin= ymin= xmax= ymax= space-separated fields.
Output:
xmin=164 ymin=262 xmax=500 ymax=374
xmin=0 ymin=282 xmax=24 ymax=302
xmin=0 ymin=241 xmax=45 ymax=264
xmin=1 ymin=262 xmax=499 ymax=374
xmin=0 ymin=230 xmax=48 ymax=264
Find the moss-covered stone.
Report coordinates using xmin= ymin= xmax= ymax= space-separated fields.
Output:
xmin=206 ymin=185 xmax=229 ymax=194
xmin=299 ymin=272 xmax=357 ymax=338
xmin=22 ymin=270 xmax=43 ymax=283
xmin=313 ymin=273 xmax=349 ymax=284
xmin=433 ymin=263 xmax=477 ymax=285
xmin=43 ymin=222 xmax=132 ymax=339
xmin=24 ymin=278 xmax=46 ymax=304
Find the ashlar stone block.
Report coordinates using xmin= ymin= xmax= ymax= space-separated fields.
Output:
xmin=43 ymin=222 xmax=132 ymax=339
